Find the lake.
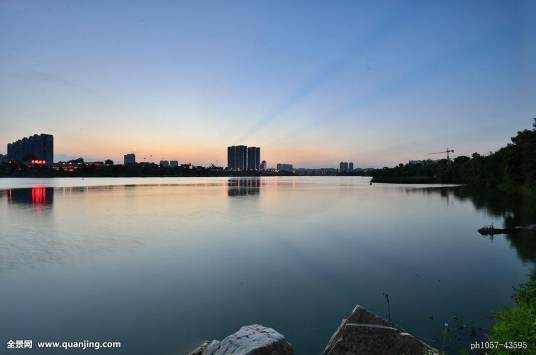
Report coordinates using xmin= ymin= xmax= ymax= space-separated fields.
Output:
xmin=0 ymin=177 xmax=533 ymax=354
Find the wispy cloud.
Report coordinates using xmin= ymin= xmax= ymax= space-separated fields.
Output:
xmin=0 ymin=70 xmax=119 ymax=107
xmin=234 ymin=1 xmax=422 ymax=143
xmin=268 ymin=11 xmax=521 ymax=147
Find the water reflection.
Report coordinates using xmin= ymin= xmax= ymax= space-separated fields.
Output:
xmin=1 ymin=179 xmax=533 ymax=355
xmin=6 ymin=187 xmax=54 ymax=207
xmin=406 ymin=186 xmax=536 ymax=264
xmin=227 ymin=177 xmax=261 ymax=197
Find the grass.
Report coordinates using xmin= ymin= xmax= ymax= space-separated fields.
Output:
xmin=491 ymin=275 xmax=536 ymax=354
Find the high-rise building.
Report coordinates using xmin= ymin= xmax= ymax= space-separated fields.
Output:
xmin=227 ymin=146 xmax=234 ymax=169
xmin=247 ymin=147 xmax=260 ymax=171
xmin=160 ymin=160 xmax=169 ymax=167
xmin=237 ymin=145 xmax=247 ymax=171
xmin=277 ymin=163 xmax=293 ymax=172
xmin=339 ymin=161 xmax=354 ymax=172
xmin=170 ymin=160 xmax=179 ymax=167
xmin=6 ymin=134 xmax=54 ymax=163
xmin=227 ymin=146 xmax=236 ymax=170
xmin=227 ymin=145 xmax=248 ymax=171
xmin=124 ymin=153 xmax=136 ymax=165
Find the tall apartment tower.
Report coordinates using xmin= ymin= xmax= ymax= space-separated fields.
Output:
xmin=227 ymin=145 xmax=248 ymax=171
xmin=227 ymin=146 xmax=234 ymax=170
xmin=124 ymin=153 xmax=136 ymax=165
xmin=339 ymin=161 xmax=354 ymax=172
xmin=7 ymin=134 xmax=54 ymax=163
xmin=247 ymin=147 xmax=260 ymax=171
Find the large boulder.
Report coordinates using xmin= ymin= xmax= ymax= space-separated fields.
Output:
xmin=189 ymin=324 xmax=294 ymax=355
xmin=322 ymin=305 xmax=439 ymax=355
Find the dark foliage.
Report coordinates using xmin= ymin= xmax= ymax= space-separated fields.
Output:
xmin=371 ymin=119 xmax=536 ymax=191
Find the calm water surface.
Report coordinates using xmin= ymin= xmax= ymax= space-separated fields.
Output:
xmin=0 ymin=177 xmax=533 ymax=354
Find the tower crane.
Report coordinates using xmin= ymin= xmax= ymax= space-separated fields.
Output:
xmin=429 ymin=147 xmax=454 ymax=160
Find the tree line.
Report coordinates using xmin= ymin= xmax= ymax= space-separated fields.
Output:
xmin=371 ymin=119 xmax=536 ymax=192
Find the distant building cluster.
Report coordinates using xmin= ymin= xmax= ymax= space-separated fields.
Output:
xmin=339 ymin=161 xmax=354 ymax=172
xmin=123 ymin=154 xmax=182 ymax=168
xmin=276 ymin=163 xmax=293 ymax=172
xmin=159 ymin=160 xmax=179 ymax=168
xmin=6 ymin=134 xmax=54 ymax=163
xmin=1 ymin=135 xmax=369 ymax=177
xmin=227 ymin=145 xmax=261 ymax=171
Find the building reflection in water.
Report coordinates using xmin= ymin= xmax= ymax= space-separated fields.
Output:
xmin=6 ymin=187 xmax=54 ymax=207
xmin=227 ymin=178 xmax=261 ymax=197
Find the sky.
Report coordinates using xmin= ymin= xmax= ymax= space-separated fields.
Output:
xmin=0 ymin=0 xmax=535 ymax=167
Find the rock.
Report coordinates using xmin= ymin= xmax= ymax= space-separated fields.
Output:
xmin=322 ymin=305 xmax=439 ymax=355
xmin=189 ymin=305 xmax=439 ymax=355
xmin=478 ymin=224 xmax=536 ymax=235
xmin=188 ymin=324 xmax=294 ymax=355
xmin=188 ymin=341 xmax=213 ymax=355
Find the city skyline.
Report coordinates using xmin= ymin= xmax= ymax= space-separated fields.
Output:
xmin=1 ymin=0 xmax=535 ymax=168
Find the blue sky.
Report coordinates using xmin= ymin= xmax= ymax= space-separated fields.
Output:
xmin=0 ymin=0 xmax=534 ymax=167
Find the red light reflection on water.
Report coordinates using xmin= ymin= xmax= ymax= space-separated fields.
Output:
xmin=31 ymin=187 xmax=47 ymax=205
